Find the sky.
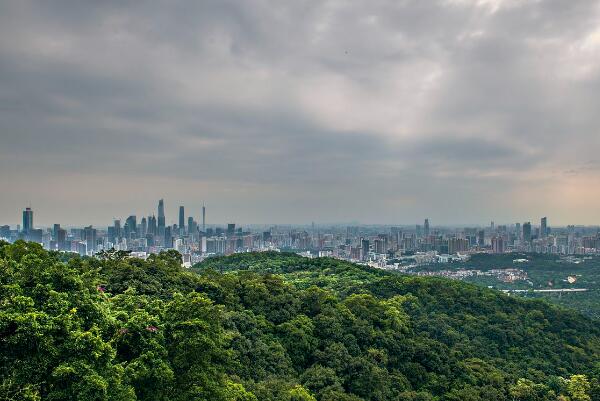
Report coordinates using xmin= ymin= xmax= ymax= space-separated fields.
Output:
xmin=1 ymin=0 xmax=600 ymax=227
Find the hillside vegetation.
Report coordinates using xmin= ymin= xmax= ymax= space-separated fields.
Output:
xmin=414 ymin=253 xmax=600 ymax=318
xmin=2 ymin=242 xmax=600 ymax=401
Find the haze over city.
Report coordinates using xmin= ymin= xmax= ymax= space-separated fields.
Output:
xmin=2 ymin=1 xmax=600 ymax=225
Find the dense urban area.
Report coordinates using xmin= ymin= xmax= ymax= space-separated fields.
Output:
xmin=5 ymin=201 xmax=600 ymax=269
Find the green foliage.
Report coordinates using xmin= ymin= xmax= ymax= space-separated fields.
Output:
xmin=2 ymin=244 xmax=600 ymax=400
xmin=0 ymin=241 xmax=225 ymax=401
xmin=567 ymin=375 xmax=592 ymax=401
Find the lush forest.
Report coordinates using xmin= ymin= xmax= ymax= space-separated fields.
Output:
xmin=2 ymin=242 xmax=600 ymax=400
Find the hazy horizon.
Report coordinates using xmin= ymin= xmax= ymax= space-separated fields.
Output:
xmin=2 ymin=1 xmax=600 ymax=226
xmin=1 ymin=201 xmax=596 ymax=229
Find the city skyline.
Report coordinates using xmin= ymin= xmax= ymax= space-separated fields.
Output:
xmin=0 ymin=202 xmax=594 ymax=229
xmin=6 ymin=202 xmax=600 ymax=269
xmin=0 ymin=202 xmax=585 ymax=231
xmin=2 ymin=1 xmax=600 ymax=225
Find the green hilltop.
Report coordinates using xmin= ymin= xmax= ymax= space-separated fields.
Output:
xmin=1 ymin=241 xmax=600 ymax=401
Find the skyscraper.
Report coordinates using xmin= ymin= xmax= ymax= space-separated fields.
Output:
xmin=448 ymin=237 xmax=469 ymax=254
xmin=84 ymin=225 xmax=97 ymax=254
xmin=179 ymin=206 xmax=185 ymax=234
xmin=424 ymin=219 xmax=430 ymax=237
xmin=108 ymin=226 xmax=116 ymax=245
xmin=125 ymin=215 xmax=137 ymax=237
xmin=140 ymin=217 xmax=147 ymax=237
xmin=523 ymin=222 xmax=532 ymax=243
xmin=164 ymin=226 xmax=173 ymax=248
xmin=541 ymin=217 xmax=547 ymax=238
xmin=22 ymin=207 xmax=33 ymax=233
xmin=158 ymin=199 xmax=164 ymax=217
xmin=491 ymin=236 xmax=505 ymax=253
xmin=0 ymin=225 xmax=10 ymax=239
xmin=158 ymin=199 xmax=165 ymax=236
xmin=188 ymin=217 xmax=196 ymax=236
xmin=114 ymin=219 xmax=121 ymax=240
xmin=361 ymin=238 xmax=370 ymax=261
xmin=148 ymin=215 xmax=157 ymax=236
xmin=53 ymin=223 xmax=61 ymax=240
xmin=202 ymin=203 xmax=206 ymax=232
xmin=57 ymin=228 xmax=67 ymax=251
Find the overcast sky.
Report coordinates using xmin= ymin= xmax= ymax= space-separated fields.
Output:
xmin=1 ymin=0 xmax=600 ymax=227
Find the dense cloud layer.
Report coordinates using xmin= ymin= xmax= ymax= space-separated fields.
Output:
xmin=1 ymin=0 xmax=600 ymax=226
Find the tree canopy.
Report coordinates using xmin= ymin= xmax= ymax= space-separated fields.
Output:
xmin=2 ymin=242 xmax=600 ymax=400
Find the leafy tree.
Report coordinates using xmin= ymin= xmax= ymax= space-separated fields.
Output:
xmin=567 ymin=375 xmax=592 ymax=401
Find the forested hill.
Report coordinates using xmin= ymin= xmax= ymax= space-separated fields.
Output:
xmin=2 ymin=242 xmax=600 ymax=401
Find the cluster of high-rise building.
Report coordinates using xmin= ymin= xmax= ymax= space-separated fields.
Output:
xmin=334 ymin=217 xmax=600 ymax=265
xmin=2 ymin=200 xmax=276 ymax=266
xmin=2 ymin=207 xmax=600 ymax=267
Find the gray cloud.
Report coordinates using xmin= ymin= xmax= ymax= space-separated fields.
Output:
xmin=1 ymin=0 xmax=600 ymax=226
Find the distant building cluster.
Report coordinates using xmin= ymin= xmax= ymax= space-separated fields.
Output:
xmin=412 ymin=268 xmax=528 ymax=283
xmin=2 ymin=208 xmax=600 ymax=267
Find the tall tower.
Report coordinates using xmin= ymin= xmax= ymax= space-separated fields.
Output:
xmin=491 ymin=236 xmax=505 ymax=254
xmin=22 ymin=207 xmax=33 ymax=233
xmin=477 ymin=230 xmax=485 ymax=247
xmin=523 ymin=222 xmax=532 ymax=243
xmin=541 ymin=217 xmax=547 ymax=238
xmin=361 ymin=238 xmax=370 ymax=261
xmin=164 ymin=226 xmax=173 ymax=248
xmin=227 ymin=223 xmax=236 ymax=236
xmin=148 ymin=216 xmax=156 ymax=236
xmin=84 ymin=225 xmax=97 ymax=254
xmin=125 ymin=215 xmax=137 ymax=238
xmin=114 ymin=219 xmax=121 ymax=240
xmin=179 ymin=206 xmax=185 ymax=234
xmin=424 ymin=218 xmax=430 ymax=237
xmin=158 ymin=199 xmax=165 ymax=236
xmin=202 ymin=203 xmax=206 ymax=232
xmin=140 ymin=217 xmax=148 ymax=237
